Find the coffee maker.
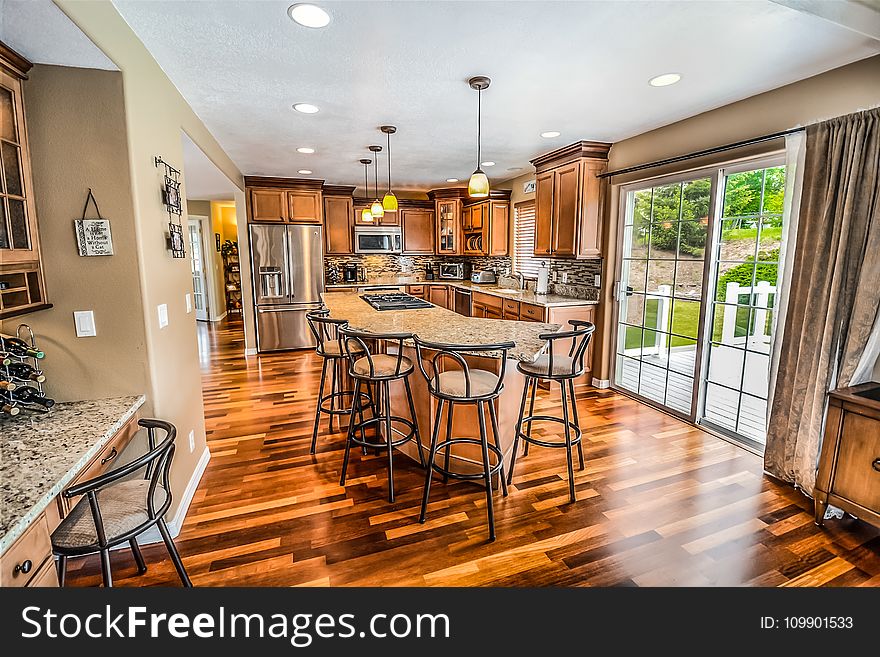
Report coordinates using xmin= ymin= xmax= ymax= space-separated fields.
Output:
xmin=343 ymin=263 xmax=366 ymax=283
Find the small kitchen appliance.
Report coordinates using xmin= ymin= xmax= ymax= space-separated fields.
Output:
xmin=439 ymin=262 xmax=465 ymax=280
xmin=470 ymin=269 xmax=497 ymax=284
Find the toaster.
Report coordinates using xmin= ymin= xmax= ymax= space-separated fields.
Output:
xmin=470 ymin=269 xmax=497 ymax=284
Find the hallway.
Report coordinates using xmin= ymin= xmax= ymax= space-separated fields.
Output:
xmin=65 ymin=318 xmax=880 ymax=587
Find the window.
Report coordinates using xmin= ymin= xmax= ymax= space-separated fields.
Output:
xmin=513 ymin=201 xmax=540 ymax=278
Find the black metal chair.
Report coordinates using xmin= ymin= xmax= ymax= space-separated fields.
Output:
xmin=338 ymin=326 xmax=424 ymax=503
xmin=306 ymin=309 xmax=368 ymax=454
xmin=414 ymin=337 xmax=515 ymax=541
xmin=507 ymin=320 xmax=596 ymax=504
xmin=51 ymin=419 xmax=191 ymax=588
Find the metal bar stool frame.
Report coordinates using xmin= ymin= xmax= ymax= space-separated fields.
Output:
xmin=306 ymin=309 xmax=373 ymax=454
xmin=507 ymin=320 xmax=596 ymax=504
xmin=414 ymin=337 xmax=515 ymax=541
xmin=338 ymin=326 xmax=425 ymax=503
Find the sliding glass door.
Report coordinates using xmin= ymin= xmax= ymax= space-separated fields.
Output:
xmin=613 ymin=157 xmax=786 ymax=450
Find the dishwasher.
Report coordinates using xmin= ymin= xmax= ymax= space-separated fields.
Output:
xmin=454 ymin=288 xmax=472 ymax=316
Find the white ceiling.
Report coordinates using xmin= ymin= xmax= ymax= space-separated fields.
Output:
xmin=0 ymin=0 xmax=117 ymax=70
xmin=181 ymin=132 xmax=239 ymax=201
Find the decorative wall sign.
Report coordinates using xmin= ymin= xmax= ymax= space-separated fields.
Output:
xmin=523 ymin=179 xmax=536 ymax=194
xmin=215 ymin=233 xmax=221 ymax=252
xmin=75 ymin=188 xmax=114 ymax=256
xmin=155 ymin=155 xmax=186 ymax=258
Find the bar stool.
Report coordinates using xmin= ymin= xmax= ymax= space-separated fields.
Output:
xmin=339 ymin=326 xmax=424 ymax=503
xmin=414 ymin=337 xmax=515 ymax=541
xmin=51 ymin=419 xmax=191 ymax=587
xmin=306 ymin=310 xmax=369 ymax=454
xmin=507 ymin=320 xmax=596 ymax=504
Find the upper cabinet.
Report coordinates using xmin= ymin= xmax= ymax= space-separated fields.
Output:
xmin=400 ymin=207 xmax=434 ymax=254
xmin=245 ymin=177 xmax=323 ymax=224
xmin=434 ymin=197 xmax=460 ymax=255
xmin=461 ymin=192 xmax=510 ymax=257
xmin=353 ymin=200 xmax=398 ymax=226
xmin=0 ymin=42 xmax=48 ymax=319
xmin=322 ymin=186 xmax=355 ymax=255
xmin=530 ymin=141 xmax=611 ymax=259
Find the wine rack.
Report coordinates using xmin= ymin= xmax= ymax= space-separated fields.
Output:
xmin=1 ymin=323 xmax=54 ymax=417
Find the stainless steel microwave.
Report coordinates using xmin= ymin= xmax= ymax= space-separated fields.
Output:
xmin=354 ymin=226 xmax=402 ymax=254
xmin=439 ymin=262 xmax=464 ymax=279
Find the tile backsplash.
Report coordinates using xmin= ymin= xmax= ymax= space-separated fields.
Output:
xmin=325 ymin=254 xmax=602 ymax=301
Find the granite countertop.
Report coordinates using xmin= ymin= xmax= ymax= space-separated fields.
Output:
xmin=0 ymin=394 xmax=146 ymax=554
xmin=322 ymin=291 xmax=560 ymax=362
xmin=326 ymin=277 xmax=599 ymax=308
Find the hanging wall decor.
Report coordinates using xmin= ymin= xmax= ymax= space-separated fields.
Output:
xmin=74 ymin=188 xmax=114 ymax=256
xmin=155 ymin=155 xmax=186 ymax=258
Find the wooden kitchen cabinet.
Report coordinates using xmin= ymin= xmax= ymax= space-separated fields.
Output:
xmin=461 ymin=196 xmax=510 ymax=257
xmin=246 ymin=177 xmax=324 ymax=225
xmin=249 ymin=189 xmax=288 ymax=222
xmin=435 ymin=198 xmax=461 ymax=255
xmin=401 ymin=208 xmax=435 ymax=254
xmin=814 ymin=383 xmax=880 ymax=531
xmin=407 ymin=285 xmax=426 ymax=299
xmin=530 ymin=141 xmax=611 ymax=259
xmin=0 ymin=42 xmax=49 ymax=319
xmin=429 ymin=284 xmax=450 ymax=309
xmin=322 ymin=190 xmax=354 ymax=255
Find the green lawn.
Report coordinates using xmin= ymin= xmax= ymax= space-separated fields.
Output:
xmin=722 ymin=226 xmax=782 ymax=242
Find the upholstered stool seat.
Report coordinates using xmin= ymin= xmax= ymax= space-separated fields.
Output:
xmin=353 ymin=354 xmax=414 ymax=378
xmin=433 ymin=369 xmax=499 ymax=398
xmin=518 ymin=354 xmax=576 ymax=378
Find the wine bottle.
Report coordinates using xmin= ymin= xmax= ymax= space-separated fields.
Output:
xmin=0 ymin=335 xmax=44 ymax=359
xmin=8 ymin=385 xmax=54 ymax=408
xmin=1 ymin=353 xmax=11 ymax=367
xmin=1 ymin=402 xmax=20 ymax=416
xmin=6 ymin=362 xmax=46 ymax=383
xmin=0 ymin=380 xmax=17 ymax=391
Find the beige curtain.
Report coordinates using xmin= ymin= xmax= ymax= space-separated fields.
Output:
xmin=764 ymin=108 xmax=880 ymax=495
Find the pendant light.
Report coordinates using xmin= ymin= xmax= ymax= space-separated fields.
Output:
xmin=368 ymin=145 xmax=385 ymax=219
xmin=380 ymin=125 xmax=398 ymax=212
xmin=467 ymin=75 xmax=491 ymax=198
xmin=359 ymin=158 xmax=374 ymax=223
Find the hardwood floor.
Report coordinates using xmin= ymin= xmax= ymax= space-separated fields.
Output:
xmin=66 ymin=317 xmax=880 ymax=587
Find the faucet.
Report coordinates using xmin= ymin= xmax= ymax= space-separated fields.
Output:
xmin=503 ymin=267 xmax=524 ymax=290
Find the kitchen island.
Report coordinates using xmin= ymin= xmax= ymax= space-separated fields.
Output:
xmin=322 ymin=291 xmax=560 ymax=477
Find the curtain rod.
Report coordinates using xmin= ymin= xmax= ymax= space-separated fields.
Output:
xmin=598 ymin=127 xmax=804 ymax=179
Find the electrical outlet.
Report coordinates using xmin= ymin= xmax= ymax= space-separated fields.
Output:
xmin=157 ymin=303 xmax=168 ymax=328
xmin=188 ymin=429 xmax=195 ymax=453
xmin=73 ymin=310 xmax=97 ymax=337
xmin=594 ymin=274 xmax=601 ymax=288
xmin=185 ymin=293 xmax=192 ymax=313
xmin=561 ymin=272 xmax=568 ymax=284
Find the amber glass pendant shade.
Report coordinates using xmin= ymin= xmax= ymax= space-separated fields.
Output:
xmin=468 ymin=169 xmax=490 ymax=198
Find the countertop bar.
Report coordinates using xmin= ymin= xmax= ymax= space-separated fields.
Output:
xmin=0 ymin=394 xmax=146 ymax=553
xmin=326 ymin=277 xmax=598 ymax=308
xmin=322 ymin=291 xmax=560 ymax=362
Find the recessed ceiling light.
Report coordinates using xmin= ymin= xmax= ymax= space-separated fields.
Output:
xmin=298 ymin=169 xmax=312 ymax=175
xmin=481 ymin=161 xmax=495 ymax=167
xmin=540 ymin=131 xmax=561 ymax=138
xmin=296 ymin=147 xmax=315 ymax=154
xmin=287 ymin=4 xmax=330 ymax=28
xmin=649 ymin=73 xmax=681 ymax=87
xmin=446 ymin=178 xmax=459 ymax=183
xmin=293 ymin=103 xmax=319 ymax=114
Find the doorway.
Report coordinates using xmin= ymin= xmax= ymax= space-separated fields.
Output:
xmin=613 ymin=156 xmax=787 ymax=450
xmin=188 ymin=218 xmax=209 ymax=321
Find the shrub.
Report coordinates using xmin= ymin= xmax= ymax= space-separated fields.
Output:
xmin=716 ymin=248 xmax=779 ymax=302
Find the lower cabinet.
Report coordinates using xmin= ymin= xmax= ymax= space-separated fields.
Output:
xmin=428 ymin=285 xmax=450 ymax=309
xmin=407 ymin=284 xmax=426 ymax=299
xmin=0 ymin=511 xmax=57 ymax=588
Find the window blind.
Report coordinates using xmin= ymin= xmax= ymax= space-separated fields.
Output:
xmin=513 ymin=201 xmax=541 ymax=278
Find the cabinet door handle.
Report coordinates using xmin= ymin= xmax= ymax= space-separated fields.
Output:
xmin=873 ymin=458 xmax=880 ymax=473
xmin=101 ymin=446 xmax=118 ymax=465
xmin=14 ymin=559 xmax=32 ymax=576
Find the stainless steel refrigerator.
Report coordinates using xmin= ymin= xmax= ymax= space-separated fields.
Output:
xmin=249 ymin=223 xmax=324 ymax=351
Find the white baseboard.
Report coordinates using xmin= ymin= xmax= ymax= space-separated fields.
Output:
xmin=134 ymin=445 xmax=210 ymax=545
xmin=210 ymin=311 xmax=228 ymax=322
xmin=244 ymin=347 xmax=258 ymax=356
xmin=591 ymin=377 xmax=611 ymax=389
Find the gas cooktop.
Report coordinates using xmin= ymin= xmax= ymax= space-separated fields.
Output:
xmin=361 ymin=292 xmax=433 ymax=311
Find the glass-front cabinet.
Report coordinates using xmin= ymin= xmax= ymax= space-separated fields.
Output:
xmin=0 ymin=43 xmax=47 ymax=318
xmin=435 ymin=198 xmax=460 ymax=254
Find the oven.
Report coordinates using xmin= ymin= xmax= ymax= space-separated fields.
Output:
xmin=354 ymin=226 xmax=402 ymax=254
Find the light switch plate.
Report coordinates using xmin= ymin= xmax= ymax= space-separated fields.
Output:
xmin=594 ymin=274 xmax=601 ymax=288
xmin=185 ymin=293 xmax=192 ymax=313
xmin=73 ymin=310 xmax=97 ymax=337
xmin=188 ymin=429 xmax=195 ymax=453
xmin=158 ymin=303 xmax=169 ymax=328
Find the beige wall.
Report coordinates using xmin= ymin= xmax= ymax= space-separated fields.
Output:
xmin=57 ymin=0 xmax=245 ymax=519
xmin=186 ymin=199 xmax=210 ymax=216
xmin=0 ymin=64 xmax=148 ymax=403
xmin=592 ymin=55 xmax=880 ymax=382
xmin=498 ymin=172 xmax=535 ymax=254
